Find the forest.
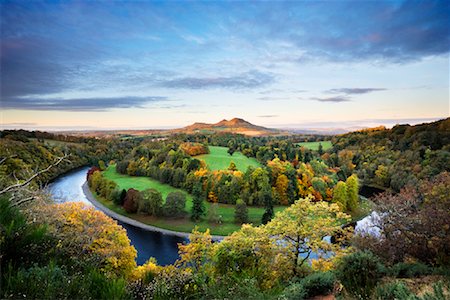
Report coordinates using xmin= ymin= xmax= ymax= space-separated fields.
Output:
xmin=1 ymin=118 xmax=449 ymax=299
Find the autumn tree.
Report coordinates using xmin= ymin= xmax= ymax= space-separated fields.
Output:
xmin=333 ymin=181 xmax=348 ymax=211
xmin=28 ymin=202 xmax=137 ymax=277
xmin=265 ymin=197 xmax=352 ymax=276
xmin=346 ymin=174 xmax=359 ymax=211
xmin=228 ymin=161 xmax=237 ymax=171
xmin=234 ymin=199 xmax=249 ymax=224
xmin=191 ymin=182 xmax=205 ymax=221
xmin=123 ymin=188 xmax=140 ymax=213
xmin=275 ymin=174 xmax=289 ymax=205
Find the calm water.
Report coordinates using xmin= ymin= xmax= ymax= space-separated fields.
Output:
xmin=48 ymin=167 xmax=376 ymax=265
xmin=48 ymin=167 xmax=186 ymax=265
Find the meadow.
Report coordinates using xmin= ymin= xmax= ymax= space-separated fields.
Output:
xmin=297 ymin=141 xmax=333 ymax=151
xmin=196 ymin=146 xmax=261 ymax=171
xmin=102 ymin=165 xmax=283 ymax=235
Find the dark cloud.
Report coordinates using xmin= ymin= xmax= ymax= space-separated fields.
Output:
xmin=311 ymin=96 xmax=351 ymax=103
xmin=160 ymin=71 xmax=274 ymax=89
xmin=249 ymin=1 xmax=449 ymax=63
xmin=1 ymin=96 xmax=167 ymax=111
xmin=326 ymin=88 xmax=387 ymax=94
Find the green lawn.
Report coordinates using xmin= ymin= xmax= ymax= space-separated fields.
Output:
xmin=196 ymin=146 xmax=261 ymax=171
xmin=297 ymin=141 xmax=333 ymax=151
xmin=101 ymin=165 xmax=283 ymax=236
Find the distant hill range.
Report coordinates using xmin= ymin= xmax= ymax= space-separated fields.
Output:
xmin=174 ymin=118 xmax=282 ymax=136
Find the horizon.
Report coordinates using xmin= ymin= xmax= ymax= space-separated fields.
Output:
xmin=1 ymin=1 xmax=449 ymax=130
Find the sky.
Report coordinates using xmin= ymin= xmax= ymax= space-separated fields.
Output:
xmin=1 ymin=0 xmax=449 ymax=131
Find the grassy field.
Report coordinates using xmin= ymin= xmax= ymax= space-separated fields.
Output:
xmin=102 ymin=165 xmax=283 ymax=235
xmin=196 ymin=146 xmax=261 ymax=171
xmin=297 ymin=141 xmax=333 ymax=151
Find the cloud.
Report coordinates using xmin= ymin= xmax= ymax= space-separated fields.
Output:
xmin=311 ymin=96 xmax=351 ymax=103
xmin=1 ymin=96 xmax=167 ymax=111
xmin=247 ymin=1 xmax=449 ymax=63
xmin=160 ymin=70 xmax=274 ymax=89
xmin=326 ymin=88 xmax=387 ymax=94
xmin=257 ymin=115 xmax=278 ymax=118
xmin=257 ymin=96 xmax=288 ymax=101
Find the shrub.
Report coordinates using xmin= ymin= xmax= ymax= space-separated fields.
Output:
xmin=389 ymin=262 xmax=433 ymax=278
xmin=163 ymin=191 xmax=186 ymax=217
xmin=375 ymin=281 xmax=413 ymax=300
xmin=280 ymin=283 xmax=306 ymax=300
xmin=300 ymin=272 xmax=336 ymax=299
xmin=207 ymin=202 xmax=220 ymax=224
xmin=336 ymin=251 xmax=385 ymax=299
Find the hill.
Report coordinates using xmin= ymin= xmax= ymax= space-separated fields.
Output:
xmin=175 ymin=117 xmax=282 ymax=136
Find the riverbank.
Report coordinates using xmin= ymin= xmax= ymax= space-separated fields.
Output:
xmin=82 ymin=182 xmax=225 ymax=240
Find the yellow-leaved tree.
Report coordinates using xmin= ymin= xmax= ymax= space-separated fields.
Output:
xmin=27 ymin=202 xmax=137 ymax=278
xmin=264 ymin=196 xmax=353 ymax=275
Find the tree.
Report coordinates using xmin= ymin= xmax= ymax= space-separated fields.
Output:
xmin=98 ymin=160 xmax=106 ymax=171
xmin=234 ymin=199 xmax=249 ymax=224
xmin=163 ymin=191 xmax=186 ymax=217
xmin=265 ymin=197 xmax=351 ymax=276
xmin=191 ymin=183 xmax=205 ymax=221
xmin=29 ymin=202 xmax=137 ymax=277
xmin=139 ymin=188 xmax=163 ymax=216
xmin=332 ymin=181 xmax=347 ymax=211
xmin=346 ymin=174 xmax=359 ymax=211
xmin=207 ymin=203 xmax=220 ymax=224
xmin=123 ymin=188 xmax=140 ymax=213
xmin=318 ymin=143 xmax=324 ymax=155
xmin=261 ymin=186 xmax=274 ymax=224
xmin=228 ymin=161 xmax=237 ymax=171
xmin=275 ymin=174 xmax=289 ymax=205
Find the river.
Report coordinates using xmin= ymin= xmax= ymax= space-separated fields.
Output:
xmin=48 ymin=167 xmax=377 ymax=266
xmin=48 ymin=167 xmax=187 ymax=265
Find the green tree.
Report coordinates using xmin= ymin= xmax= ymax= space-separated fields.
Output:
xmin=333 ymin=181 xmax=348 ymax=211
xmin=234 ymin=199 xmax=249 ymax=224
xmin=191 ymin=183 xmax=205 ymax=222
xmin=261 ymin=186 xmax=274 ymax=224
xmin=207 ymin=203 xmax=220 ymax=224
xmin=346 ymin=174 xmax=359 ymax=212
xmin=318 ymin=143 xmax=324 ymax=155
xmin=163 ymin=191 xmax=186 ymax=217
xmin=139 ymin=188 xmax=163 ymax=216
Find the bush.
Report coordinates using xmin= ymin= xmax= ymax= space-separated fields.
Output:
xmin=300 ymin=272 xmax=336 ymax=299
xmin=375 ymin=281 xmax=413 ymax=300
xmin=113 ymin=189 xmax=127 ymax=206
xmin=116 ymin=160 xmax=129 ymax=174
xmin=280 ymin=283 xmax=306 ymax=300
xmin=163 ymin=191 xmax=186 ymax=217
xmin=336 ymin=251 xmax=385 ymax=299
xmin=389 ymin=262 xmax=433 ymax=278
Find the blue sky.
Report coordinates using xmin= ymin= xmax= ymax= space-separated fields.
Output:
xmin=1 ymin=0 xmax=449 ymax=130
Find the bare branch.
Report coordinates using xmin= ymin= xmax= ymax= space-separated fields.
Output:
xmin=0 ymin=154 xmax=70 ymax=196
